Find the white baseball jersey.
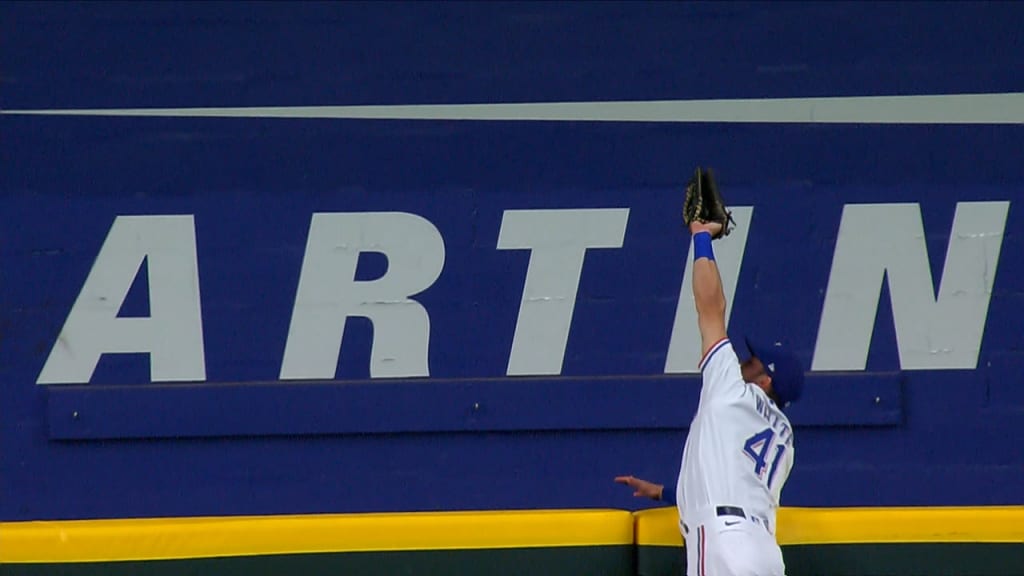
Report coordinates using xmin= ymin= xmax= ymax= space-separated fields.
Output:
xmin=675 ymin=337 xmax=795 ymax=534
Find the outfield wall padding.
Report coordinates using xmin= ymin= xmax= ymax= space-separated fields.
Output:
xmin=0 ymin=509 xmax=635 ymax=576
xmin=634 ymin=506 xmax=1024 ymax=576
xmin=3 ymin=507 xmax=1023 ymax=576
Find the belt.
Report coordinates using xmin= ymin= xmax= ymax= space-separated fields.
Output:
xmin=683 ymin=506 xmax=770 ymax=535
xmin=716 ymin=505 xmax=746 ymax=518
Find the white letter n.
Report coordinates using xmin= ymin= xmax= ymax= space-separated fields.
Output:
xmin=813 ymin=202 xmax=1009 ymax=370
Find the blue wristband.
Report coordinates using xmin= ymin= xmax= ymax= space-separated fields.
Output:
xmin=693 ymin=231 xmax=715 ymax=261
xmin=660 ymin=486 xmax=676 ymax=506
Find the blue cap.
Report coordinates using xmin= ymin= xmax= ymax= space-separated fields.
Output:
xmin=732 ymin=336 xmax=805 ymax=408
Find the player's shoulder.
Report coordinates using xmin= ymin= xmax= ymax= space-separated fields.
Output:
xmin=699 ymin=337 xmax=737 ymax=373
xmin=698 ymin=338 xmax=745 ymax=401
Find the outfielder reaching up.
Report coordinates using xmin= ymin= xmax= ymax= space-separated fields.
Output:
xmin=618 ymin=168 xmax=805 ymax=576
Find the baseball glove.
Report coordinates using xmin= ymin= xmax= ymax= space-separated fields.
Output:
xmin=682 ymin=167 xmax=735 ymax=239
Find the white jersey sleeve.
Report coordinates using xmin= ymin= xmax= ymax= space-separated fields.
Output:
xmin=697 ymin=338 xmax=746 ymax=402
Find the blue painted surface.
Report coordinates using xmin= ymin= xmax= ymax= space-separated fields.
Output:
xmin=1 ymin=2 xmax=1022 ymax=520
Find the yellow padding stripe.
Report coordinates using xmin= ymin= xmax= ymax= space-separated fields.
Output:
xmin=634 ymin=506 xmax=1024 ymax=546
xmin=634 ymin=507 xmax=684 ymax=547
xmin=0 ymin=509 xmax=633 ymax=563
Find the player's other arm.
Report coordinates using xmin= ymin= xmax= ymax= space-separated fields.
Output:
xmin=690 ymin=221 xmax=727 ymax=356
xmin=614 ymin=475 xmax=676 ymax=505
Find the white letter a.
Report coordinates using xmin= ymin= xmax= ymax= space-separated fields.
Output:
xmin=37 ymin=215 xmax=206 ymax=384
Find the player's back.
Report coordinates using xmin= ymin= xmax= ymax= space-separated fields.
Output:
xmin=675 ymin=338 xmax=795 ymax=530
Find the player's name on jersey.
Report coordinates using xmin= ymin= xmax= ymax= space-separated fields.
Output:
xmin=36 ymin=201 xmax=1010 ymax=385
xmin=754 ymin=393 xmax=793 ymax=447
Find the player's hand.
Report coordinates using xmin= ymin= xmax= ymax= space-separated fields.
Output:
xmin=689 ymin=220 xmax=723 ymax=237
xmin=614 ymin=475 xmax=664 ymax=500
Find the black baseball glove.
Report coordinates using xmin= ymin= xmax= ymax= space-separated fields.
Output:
xmin=682 ymin=167 xmax=735 ymax=240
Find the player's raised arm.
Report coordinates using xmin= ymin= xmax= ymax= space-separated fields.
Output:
xmin=690 ymin=222 xmax=728 ymax=356
xmin=680 ymin=167 xmax=735 ymax=357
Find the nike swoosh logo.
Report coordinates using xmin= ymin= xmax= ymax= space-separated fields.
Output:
xmin=724 ymin=520 xmax=741 ymax=526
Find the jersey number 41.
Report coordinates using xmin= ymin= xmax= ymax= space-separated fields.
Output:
xmin=743 ymin=428 xmax=787 ymax=490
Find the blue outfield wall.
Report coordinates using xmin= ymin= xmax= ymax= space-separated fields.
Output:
xmin=1 ymin=2 xmax=1022 ymax=521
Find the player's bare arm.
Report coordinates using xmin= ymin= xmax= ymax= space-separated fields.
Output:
xmin=689 ymin=220 xmax=727 ymax=356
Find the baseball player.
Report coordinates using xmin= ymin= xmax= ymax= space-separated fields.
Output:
xmin=618 ymin=175 xmax=805 ymax=575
